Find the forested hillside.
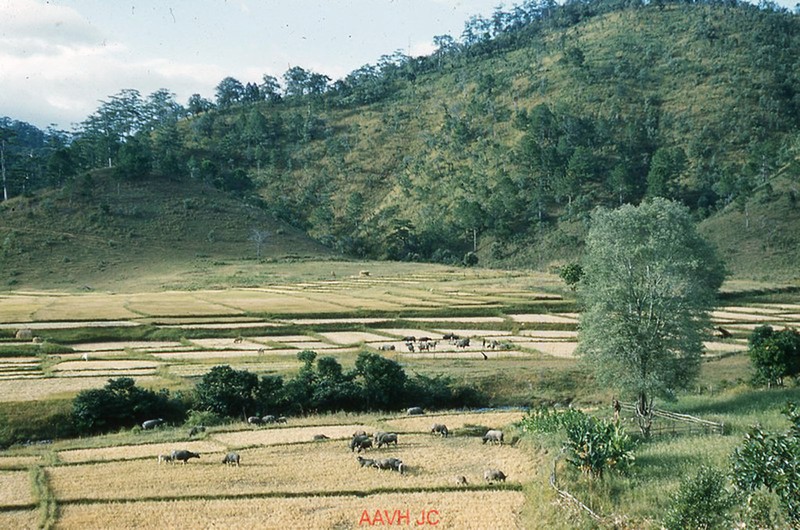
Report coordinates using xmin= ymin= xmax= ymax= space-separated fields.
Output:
xmin=2 ymin=0 xmax=800 ymax=281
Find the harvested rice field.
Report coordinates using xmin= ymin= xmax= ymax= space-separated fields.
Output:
xmin=47 ymin=434 xmax=535 ymax=501
xmin=0 ymin=470 xmax=35 ymax=506
xmin=56 ymin=490 xmax=526 ymax=529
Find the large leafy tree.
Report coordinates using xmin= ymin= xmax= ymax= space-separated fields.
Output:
xmin=577 ymin=198 xmax=724 ymax=436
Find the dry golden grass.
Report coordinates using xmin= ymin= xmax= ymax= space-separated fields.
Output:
xmin=33 ymin=294 xmax=140 ymax=321
xmin=383 ymin=412 xmax=525 ymax=432
xmin=0 ymin=509 xmax=38 ymax=528
xmin=0 ymin=357 xmax=39 ymax=364
xmin=702 ymin=341 xmax=748 ymax=353
xmin=210 ymin=424 xmax=374 ymax=447
xmin=200 ymin=289 xmax=346 ymax=314
xmin=0 ymin=471 xmax=34 ymax=506
xmin=407 ymin=316 xmax=506 ymax=323
xmin=47 ymin=435 xmax=535 ymax=501
xmin=519 ymin=330 xmax=578 ymax=339
xmin=187 ymin=338 xmax=266 ymax=350
xmin=0 ymin=376 xmax=162 ymax=402
xmin=318 ymin=331 xmax=393 ymax=344
xmin=0 ymin=294 xmax=50 ymax=322
xmin=508 ymin=314 xmax=578 ymax=324
xmin=0 ymin=455 xmax=42 ymax=469
xmin=519 ymin=342 xmax=578 ymax=357
xmin=58 ymin=440 xmax=227 ymax=464
xmin=710 ymin=311 xmax=784 ymax=322
xmin=152 ymin=349 xmax=300 ymax=361
xmin=56 ymin=490 xmax=526 ymax=529
xmin=53 ymin=360 xmax=159 ymax=372
xmin=127 ymin=292 xmax=244 ymax=317
xmin=70 ymin=341 xmax=184 ymax=352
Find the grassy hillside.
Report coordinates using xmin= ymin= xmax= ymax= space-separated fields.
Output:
xmin=2 ymin=1 xmax=800 ymax=285
xmin=175 ymin=1 xmax=800 ymax=276
xmin=0 ymin=170 xmax=332 ymax=291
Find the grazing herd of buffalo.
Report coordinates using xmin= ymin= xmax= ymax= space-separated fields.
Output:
xmin=148 ymin=408 xmax=508 ymax=484
xmin=377 ymin=333 xmax=512 ymax=353
xmin=341 ymin=407 xmax=507 ymax=483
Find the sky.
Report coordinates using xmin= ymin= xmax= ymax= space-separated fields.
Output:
xmin=0 ymin=0 xmax=505 ymax=130
xmin=1 ymin=0 xmax=798 ymax=132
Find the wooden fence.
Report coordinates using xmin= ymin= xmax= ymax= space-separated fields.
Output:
xmin=619 ymin=402 xmax=725 ymax=435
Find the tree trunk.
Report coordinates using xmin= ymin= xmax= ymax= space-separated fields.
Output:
xmin=636 ymin=392 xmax=653 ymax=438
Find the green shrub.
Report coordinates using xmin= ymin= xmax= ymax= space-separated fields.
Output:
xmin=731 ymin=402 xmax=800 ymax=524
xmin=184 ymin=410 xmax=224 ymax=427
xmin=72 ymin=377 xmax=186 ymax=434
xmin=517 ymin=406 xmax=586 ymax=434
xmin=664 ymin=466 xmax=735 ymax=530
xmin=562 ymin=410 xmax=635 ymax=479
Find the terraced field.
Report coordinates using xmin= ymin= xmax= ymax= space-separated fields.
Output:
xmin=2 ymin=410 xmax=530 ymax=529
xmin=0 ymin=270 xmax=793 ymax=405
xmin=1 ymin=266 xmax=797 ymax=528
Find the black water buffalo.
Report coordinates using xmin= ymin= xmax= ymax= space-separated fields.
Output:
xmin=376 ymin=433 xmax=398 ymax=448
xmin=357 ymin=456 xmax=377 ymax=467
xmin=350 ymin=434 xmax=371 ymax=452
xmin=407 ymin=407 xmax=424 ymax=416
xmin=247 ymin=416 xmax=262 ymax=425
xmin=171 ymin=450 xmax=200 ymax=464
xmin=431 ymin=424 xmax=449 ymax=437
xmin=374 ymin=458 xmax=405 ymax=474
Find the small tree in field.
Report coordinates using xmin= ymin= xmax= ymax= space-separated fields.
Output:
xmin=577 ymin=199 xmax=724 ymax=437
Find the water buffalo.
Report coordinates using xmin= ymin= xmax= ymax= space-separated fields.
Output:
xmin=405 ymin=342 xmax=415 ymax=352
xmin=352 ymin=430 xmax=367 ymax=438
xmin=247 ymin=416 xmax=262 ymax=425
xmin=484 ymin=469 xmax=507 ymax=483
xmin=402 ymin=336 xmax=416 ymax=342
xmin=357 ymin=456 xmax=377 ymax=467
xmin=356 ymin=438 xmax=373 ymax=453
xmin=378 ymin=344 xmax=395 ymax=351
xmin=374 ymin=457 xmax=405 ymax=474
xmin=376 ymin=433 xmax=398 ymax=448
xmin=454 ymin=475 xmax=468 ymax=485
xmin=407 ymin=407 xmax=424 ymax=416
xmin=171 ymin=450 xmax=200 ymax=464
xmin=350 ymin=434 xmax=371 ymax=452
xmin=431 ymin=424 xmax=449 ymax=437
xmin=442 ymin=332 xmax=459 ymax=341
xmin=188 ymin=425 xmax=206 ymax=438
xmin=141 ymin=418 xmax=164 ymax=430
xmin=222 ymin=452 xmax=240 ymax=466
xmin=157 ymin=454 xmax=174 ymax=464
xmin=276 ymin=416 xmax=288 ymax=424
xmin=482 ymin=430 xmax=504 ymax=445
xmin=455 ymin=338 xmax=471 ymax=348
xmin=261 ymin=415 xmax=276 ymax=424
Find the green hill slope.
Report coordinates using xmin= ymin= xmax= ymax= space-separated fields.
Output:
xmin=3 ymin=1 xmax=800 ymax=285
xmin=175 ymin=2 xmax=800 ymax=271
xmin=0 ymin=170 xmax=332 ymax=290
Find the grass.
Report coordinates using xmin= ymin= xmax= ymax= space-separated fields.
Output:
xmin=55 ymin=490 xmax=526 ymax=529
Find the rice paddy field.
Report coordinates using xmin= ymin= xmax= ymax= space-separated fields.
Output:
xmin=1 ymin=264 xmax=799 ymax=528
